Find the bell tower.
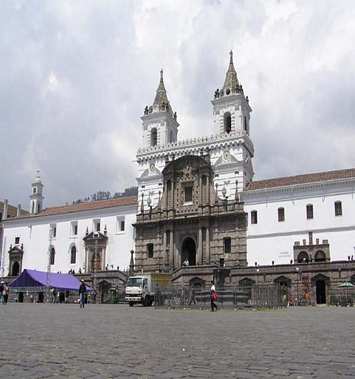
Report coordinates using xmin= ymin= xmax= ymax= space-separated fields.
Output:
xmin=137 ymin=70 xmax=179 ymax=211
xmin=210 ymin=51 xmax=254 ymax=195
xmin=212 ymin=51 xmax=251 ymax=137
xmin=30 ymin=170 xmax=44 ymax=214
xmin=141 ymin=69 xmax=179 ymax=148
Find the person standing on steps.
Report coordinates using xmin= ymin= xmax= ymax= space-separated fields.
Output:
xmin=79 ymin=280 xmax=87 ymax=309
xmin=210 ymin=280 xmax=218 ymax=312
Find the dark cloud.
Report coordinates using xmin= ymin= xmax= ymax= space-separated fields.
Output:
xmin=1 ymin=1 xmax=355 ymax=209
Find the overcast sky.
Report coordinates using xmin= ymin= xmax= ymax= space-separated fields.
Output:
xmin=1 ymin=0 xmax=355 ymax=209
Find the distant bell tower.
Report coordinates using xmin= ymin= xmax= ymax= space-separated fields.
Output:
xmin=141 ymin=69 xmax=179 ymax=147
xmin=212 ymin=51 xmax=252 ymax=137
xmin=30 ymin=170 xmax=44 ymax=214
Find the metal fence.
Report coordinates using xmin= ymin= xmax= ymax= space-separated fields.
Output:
xmin=154 ymin=284 xmax=285 ymax=309
xmin=329 ymin=287 xmax=355 ymax=306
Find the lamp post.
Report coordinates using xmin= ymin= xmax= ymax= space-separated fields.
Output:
xmin=46 ymin=228 xmax=53 ymax=303
xmin=296 ymin=267 xmax=299 ymax=306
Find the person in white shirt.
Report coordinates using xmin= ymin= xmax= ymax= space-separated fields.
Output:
xmin=210 ymin=280 xmax=218 ymax=312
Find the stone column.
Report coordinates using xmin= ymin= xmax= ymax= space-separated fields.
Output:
xmin=206 ymin=227 xmax=210 ymax=264
xmin=198 ymin=227 xmax=202 ymax=265
xmin=207 ymin=176 xmax=210 ymax=205
xmin=199 ymin=176 xmax=203 ymax=205
xmin=163 ymin=230 xmax=167 ymax=265
xmin=169 ymin=229 xmax=174 ymax=268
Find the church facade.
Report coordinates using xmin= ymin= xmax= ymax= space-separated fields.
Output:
xmin=1 ymin=52 xmax=355 ymax=303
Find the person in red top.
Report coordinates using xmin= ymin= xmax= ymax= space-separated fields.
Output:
xmin=210 ymin=280 xmax=218 ymax=312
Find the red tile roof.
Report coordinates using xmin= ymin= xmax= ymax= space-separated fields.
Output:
xmin=248 ymin=168 xmax=355 ymax=191
xmin=5 ymin=196 xmax=137 ymax=220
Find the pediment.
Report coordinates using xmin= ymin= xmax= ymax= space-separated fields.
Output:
xmin=214 ymin=151 xmax=238 ymax=167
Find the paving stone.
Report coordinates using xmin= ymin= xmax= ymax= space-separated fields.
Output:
xmin=0 ymin=304 xmax=354 ymax=378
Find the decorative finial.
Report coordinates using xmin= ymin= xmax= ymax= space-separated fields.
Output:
xmin=160 ymin=69 xmax=163 ymax=80
xmin=229 ymin=50 xmax=233 ymax=64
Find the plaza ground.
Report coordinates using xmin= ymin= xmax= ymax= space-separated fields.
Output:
xmin=0 ymin=304 xmax=354 ymax=378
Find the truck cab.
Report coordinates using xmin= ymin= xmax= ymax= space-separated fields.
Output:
xmin=125 ymin=273 xmax=171 ymax=307
xmin=125 ymin=275 xmax=153 ymax=306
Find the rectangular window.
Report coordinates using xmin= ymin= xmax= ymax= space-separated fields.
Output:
xmin=335 ymin=201 xmax=342 ymax=216
xmin=224 ymin=237 xmax=231 ymax=254
xmin=278 ymin=207 xmax=285 ymax=222
xmin=306 ymin=204 xmax=313 ymax=219
xmin=93 ymin=219 xmax=101 ymax=232
xmin=147 ymin=243 xmax=154 ymax=258
xmin=15 ymin=237 xmax=20 ymax=244
xmin=251 ymin=210 xmax=258 ymax=224
xmin=116 ymin=216 xmax=125 ymax=232
xmin=50 ymin=224 xmax=57 ymax=238
xmin=71 ymin=221 xmax=78 ymax=236
xmin=184 ymin=186 xmax=193 ymax=203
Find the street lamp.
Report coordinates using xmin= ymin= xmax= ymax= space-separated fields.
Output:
xmin=46 ymin=227 xmax=53 ymax=303
xmin=296 ymin=267 xmax=299 ymax=306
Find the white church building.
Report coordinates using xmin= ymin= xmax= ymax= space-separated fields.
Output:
xmin=1 ymin=52 xmax=355 ymax=279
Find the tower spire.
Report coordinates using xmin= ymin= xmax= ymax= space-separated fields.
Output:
xmin=152 ymin=69 xmax=170 ymax=112
xmin=223 ymin=50 xmax=240 ymax=94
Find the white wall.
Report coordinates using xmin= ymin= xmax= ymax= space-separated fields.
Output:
xmin=243 ymin=181 xmax=355 ymax=265
xmin=1 ymin=205 xmax=137 ymax=276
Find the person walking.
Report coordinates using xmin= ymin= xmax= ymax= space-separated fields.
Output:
xmin=79 ymin=280 xmax=87 ymax=309
xmin=210 ymin=280 xmax=218 ymax=312
xmin=0 ymin=281 xmax=4 ymax=304
xmin=3 ymin=282 xmax=9 ymax=304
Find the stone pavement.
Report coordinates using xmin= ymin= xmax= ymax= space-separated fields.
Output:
xmin=0 ymin=304 xmax=354 ymax=378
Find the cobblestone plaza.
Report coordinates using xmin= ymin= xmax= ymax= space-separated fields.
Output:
xmin=0 ymin=304 xmax=354 ymax=378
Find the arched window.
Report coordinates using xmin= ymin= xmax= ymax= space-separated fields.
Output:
xmin=334 ymin=201 xmax=342 ymax=216
xmin=306 ymin=204 xmax=313 ymax=219
xmin=147 ymin=243 xmax=154 ymax=258
xmin=315 ymin=250 xmax=326 ymax=262
xmin=244 ymin=116 xmax=248 ymax=132
xmin=297 ymin=251 xmax=309 ymax=263
xmin=223 ymin=237 xmax=231 ymax=254
xmin=50 ymin=247 xmax=55 ymax=265
xmin=70 ymin=245 xmax=76 ymax=264
xmin=11 ymin=261 xmax=20 ymax=276
xmin=223 ymin=112 xmax=232 ymax=134
xmin=151 ymin=128 xmax=157 ymax=146
xmin=251 ymin=210 xmax=258 ymax=224
xmin=169 ymin=130 xmax=174 ymax=143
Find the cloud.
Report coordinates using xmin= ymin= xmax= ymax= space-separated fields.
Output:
xmin=1 ymin=0 xmax=355 ymax=209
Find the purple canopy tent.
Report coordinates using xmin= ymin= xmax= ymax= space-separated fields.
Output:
xmin=10 ymin=269 xmax=91 ymax=292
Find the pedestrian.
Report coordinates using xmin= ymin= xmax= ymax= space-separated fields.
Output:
xmin=188 ymin=286 xmax=196 ymax=305
xmin=0 ymin=281 xmax=4 ymax=304
xmin=210 ymin=280 xmax=218 ymax=312
xmin=3 ymin=282 xmax=9 ymax=304
xmin=79 ymin=280 xmax=87 ymax=309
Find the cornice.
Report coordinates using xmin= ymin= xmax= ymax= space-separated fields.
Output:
xmin=136 ymin=133 xmax=254 ymax=162
xmin=2 ymin=203 xmax=137 ymax=227
xmin=242 ymin=177 xmax=355 ymax=203
xmin=247 ymin=223 xmax=355 ymax=240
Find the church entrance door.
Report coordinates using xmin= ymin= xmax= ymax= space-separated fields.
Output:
xmin=91 ymin=251 xmax=102 ymax=272
xmin=316 ymin=280 xmax=326 ymax=304
xmin=181 ymin=238 xmax=196 ymax=266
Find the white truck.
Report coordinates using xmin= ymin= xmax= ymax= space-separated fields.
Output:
xmin=125 ymin=273 xmax=170 ymax=307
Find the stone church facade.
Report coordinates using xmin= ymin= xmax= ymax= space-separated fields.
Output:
xmin=134 ymin=155 xmax=247 ymax=273
xmin=1 ymin=51 xmax=355 ymax=305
